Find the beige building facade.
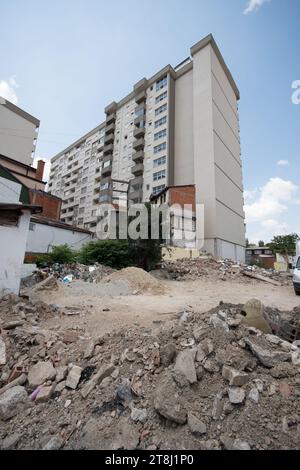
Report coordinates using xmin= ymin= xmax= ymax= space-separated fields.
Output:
xmin=0 ymin=98 xmax=40 ymax=166
xmin=48 ymin=34 xmax=245 ymax=261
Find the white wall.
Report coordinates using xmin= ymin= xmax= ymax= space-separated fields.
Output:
xmin=0 ymin=105 xmax=37 ymax=165
xmin=26 ymin=221 xmax=93 ymax=253
xmin=0 ymin=210 xmax=31 ymax=295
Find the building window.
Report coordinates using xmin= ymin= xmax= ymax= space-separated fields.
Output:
xmin=154 ymin=129 xmax=167 ymax=141
xmin=153 ymin=156 xmax=166 ymax=167
xmin=80 ymin=197 xmax=86 ymax=204
xmin=154 ymin=142 xmax=167 ymax=154
xmin=153 ymin=184 xmax=165 ymax=195
xmin=155 ymin=103 xmax=167 ymax=116
xmin=78 ymin=218 xmax=84 ymax=225
xmin=82 ymin=177 xmax=88 ymax=184
xmin=153 ymin=169 xmax=166 ymax=181
xmin=79 ymin=207 xmax=85 ymax=214
xmin=154 ymin=115 xmax=167 ymax=128
xmin=155 ymin=91 xmax=167 ymax=104
xmin=81 ymin=187 xmax=87 ymax=194
xmin=156 ymin=76 xmax=167 ymax=91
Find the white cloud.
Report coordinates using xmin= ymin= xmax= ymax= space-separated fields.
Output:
xmin=245 ymin=177 xmax=299 ymax=243
xmin=244 ymin=188 xmax=258 ymax=203
xmin=0 ymin=77 xmax=19 ymax=105
xmin=277 ymin=160 xmax=289 ymax=166
xmin=245 ymin=177 xmax=298 ymax=224
xmin=244 ymin=0 xmax=271 ymax=15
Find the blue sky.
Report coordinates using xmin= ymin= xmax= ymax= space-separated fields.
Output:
xmin=0 ymin=0 xmax=299 ymax=243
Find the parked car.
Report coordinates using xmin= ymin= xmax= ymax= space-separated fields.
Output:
xmin=293 ymin=241 xmax=300 ymax=295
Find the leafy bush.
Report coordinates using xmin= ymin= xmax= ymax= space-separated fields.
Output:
xmin=78 ymin=239 xmax=133 ymax=269
xmin=36 ymin=244 xmax=77 ymax=267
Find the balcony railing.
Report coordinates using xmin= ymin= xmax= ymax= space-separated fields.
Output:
xmin=132 ymin=138 xmax=145 ymax=151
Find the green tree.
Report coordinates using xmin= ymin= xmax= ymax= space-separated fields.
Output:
xmin=258 ymin=240 xmax=265 ymax=247
xmin=269 ymin=233 xmax=299 ymax=256
xmin=78 ymin=239 xmax=132 ymax=269
xmin=128 ymin=202 xmax=163 ymax=271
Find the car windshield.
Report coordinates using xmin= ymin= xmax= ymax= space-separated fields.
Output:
xmin=297 ymin=257 xmax=300 ymax=269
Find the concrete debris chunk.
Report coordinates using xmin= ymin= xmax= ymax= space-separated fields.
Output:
xmin=188 ymin=412 xmax=207 ymax=436
xmin=244 ymin=337 xmax=291 ymax=368
xmin=36 ymin=385 xmax=54 ymax=403
xmin=84 ymin=339 xmax=96 ymax=359
xmin=174 ymin=349 xmax=197 ymax=384
xmin=212 ymin=393 xmax=224 ymax=420
xmin=153 ymin=373 xmax=187 ymax=424
xmin=66 ymin=365 xmax=83 ymax=390
xmin=81 ymin=364 xmax=115 ymax=398
xmin=0 ymin=386 xmax=28 ymax=421
xmin=160 ymin=343 xmax=177 ymax=366
xmin=222 ymin=365 xmax=249 ymax=387
xmin=232 ymin=439 xmax=251 ymax=450
xmin=28 ymin=361 xmax=56 ymax=389
xmin=0 ymin=337 xmax=6 ymax=365
xmin=130 ymin=407 xmax=148 ymax=423
xmin=248 ymin=388 xmax=259 ymax=403
xmin=228 ymin=387 xmax=246 ymax=404
xmin=42 ymin=436 xmax=64 ymax=450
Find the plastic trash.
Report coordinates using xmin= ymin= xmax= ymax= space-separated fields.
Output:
xmin=63 ymin=275 xmax=73 ymax=284
xmin=30 ymin=385 xmax=43 ymax=401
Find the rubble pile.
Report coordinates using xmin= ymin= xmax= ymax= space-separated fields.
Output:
xmin=160 ymin=257 xmax=290 ymax=285
xmin=1 ymin=295 xmax=300 ymax=450
xmin=22 ymin=263 xmax=116 ymax=288
xmin=44 ymin=263 xmax=116 ymax=283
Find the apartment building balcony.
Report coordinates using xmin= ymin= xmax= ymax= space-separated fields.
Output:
xmin=135 ymin=90 xmax=147 ymax=105
xmin=106 ymin=113 xmax=116 ymax=126
xmin=128 ymin=190 xmax=143 ymax=203
xmin=135 ymin=102 xmax=146 ymax=116
xmin=103 ymin=143 xmax=114 ymax=156
xmin=133 ymin=126 xmax=145 ymax=139
xmin=132 ymin=163 xmax=144 ymax=176
xmin=133 ymin=138 xmax=145 ymax=151
xmin=104 ymin=134 xmax=114 ymax=146
xmin=132 ymin=150 xmax=144 ymax=163
xmin=100 ymin=176 xmax=112 ymax=186
xmin=102 ymin=164 xmax=112 ymax=177
xmin=105 ymin=123 xmax=115 ymax=135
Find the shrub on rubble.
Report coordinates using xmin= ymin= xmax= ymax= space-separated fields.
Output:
xmin=78 ymin=239 xmax=133 ymax=269
xmin=36 ymin=244 xmax=77 ymax=266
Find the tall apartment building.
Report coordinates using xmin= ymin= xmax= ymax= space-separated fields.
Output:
xmin=48 ymin=34 xmax=245 ymax=261
xmin=0 ymin=98 xmax=40 ymax=165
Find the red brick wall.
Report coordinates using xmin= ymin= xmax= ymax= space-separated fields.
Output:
xmin=169 ymin=186 xmax=196 ymax=211
xmin=29 ymin=190 xmax=61 ymax=220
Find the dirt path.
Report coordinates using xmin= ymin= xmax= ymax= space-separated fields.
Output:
xmin=32 ymin=278 xmax=299 ymax=336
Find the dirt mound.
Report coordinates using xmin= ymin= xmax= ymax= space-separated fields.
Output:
xmin=102 ymin=267 xmax=165 ymax=295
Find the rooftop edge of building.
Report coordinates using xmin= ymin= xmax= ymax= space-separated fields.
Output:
xmin=50 ymin=33 xmax=240 ymax=163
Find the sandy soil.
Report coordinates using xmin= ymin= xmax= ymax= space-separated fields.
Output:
xmin=30 ymin=277 xmax=299 ymax=337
